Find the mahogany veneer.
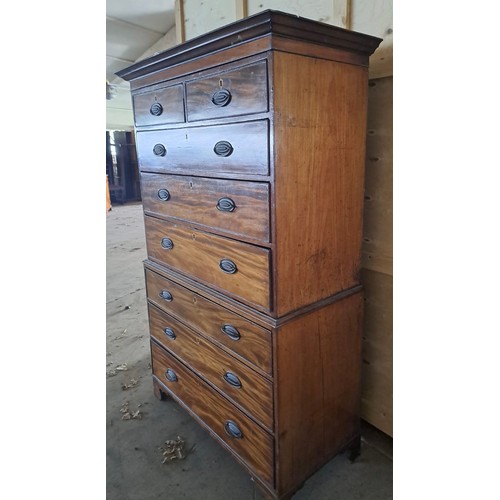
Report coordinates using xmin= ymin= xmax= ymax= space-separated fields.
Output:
xmin=117 ymin=10 xmax=381 ymax=499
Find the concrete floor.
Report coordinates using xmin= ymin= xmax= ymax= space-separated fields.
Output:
xmin=106 ymin=202 xmax=393 ymax=500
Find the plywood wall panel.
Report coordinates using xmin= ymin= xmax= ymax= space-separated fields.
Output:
xmin=351 ymin=0 xmax=393 ymax=78
xmin=183 ymin=0 xmax=237 ymax=40
xmin=361 ymin=268 xmax=393 ymax=436
xmin=362 ymin=76 xmax=393 ymax=276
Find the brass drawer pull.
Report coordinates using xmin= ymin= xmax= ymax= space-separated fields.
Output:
xmin=165 ymin=368 xmax=177 ymax=382
xmin=153 ymin=143 xmax=166 ymax=156
xmin=219 ymin=259 xmax=237 ymax=274
xmin=213 ymin=141 xmax=233 ymax=157
xmin=223 ymin=371 xmax=242 ymax=389
xmin=212 ymin=88 xmax=231 ymax=107
xmin=157 ymin=188 xmax=170 ymax=201
xmin=224 ymin=420 xmax=243 ymax=439
xmin=164 ymin=327 xmax=176 ymax=340
xmin=150 ymin=102 xmax=163 ymax=116
xmin=221 ymin=324 xmax=240 ymax=341
xmin=216 ymin=197 xmax=236 ymax=212
xmin=161 ymin=237 xmax=174 ymax=250
xmin=159 ymin=290 xmax=173 ymax=302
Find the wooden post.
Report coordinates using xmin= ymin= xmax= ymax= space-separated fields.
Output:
xmin=333 ymin=0 xmax=351 ymax=29
xmin=235 ymin=0 xmax=248 ymax=19
xmin=175 ymin=0 xmax=186 ymax=43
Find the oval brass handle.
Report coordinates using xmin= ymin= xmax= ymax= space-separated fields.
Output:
xmin=150 ymin=102 xmax=163 ymax=116
xmin=161 ymin=237 xmax=174 ymax=250
xmin=165 ymin=368 xmax=177 ymax=382
xmin=159 ymin=290 xmax=173 ymax=302
xmin=224 ymin=420 xmax=243 ymax=439
xmin=212 ymin=88 xmax=231 ymax=107
xmin=164 ymin=327 xmax=176 ymax=340
xmin=223 ymin=371 xmax=242 ymax=389
xmin=157 ymin=189 xmax=170 ymax=201
xmin=219 ymin=259 xmax=237 ymax=274
xmin=153 ymin=144 xmax=166 ymax=156
xmin=216 ymin=197 xmax=236 ymax=212
xmin=213 ymin=141 xmax=233 ymax=157
xmin=221 ymin=324 xmax=241 ymax=341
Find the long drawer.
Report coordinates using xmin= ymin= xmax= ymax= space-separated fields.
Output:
xmin=136 ymin=120 xmax=269 ymax=176
xmin=145 ymin=268 xmax=272 ymax=374
xmin=151 ymin=341 xmax=274 ymax=486
xmin=148 ymin=303 xmax=273 ymax=430
xmin=141 ymin=172 xmax=270 ymax=242
xmin=145 ymin=215 xmax=271 ymax=310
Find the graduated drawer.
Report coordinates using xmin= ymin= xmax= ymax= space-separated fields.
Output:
xmin=145 ymin=268 xmax=272 ymax=374
xmin=186 ymin=60 xmax=268 ymax=121
xmin=145 ymin=216 xmax=270 ymax=310
xmin=148 ymin=303 xmax=273 ymax=430
xmin=136 ymin=120 xmax=269 ymax=176
xmin=132 ymin=84 xmax=184 ymax=126
xmin=151 ymin=341 xmax=274 ymax=485
xmin=141 ymin=172 xmax=270 ymax=242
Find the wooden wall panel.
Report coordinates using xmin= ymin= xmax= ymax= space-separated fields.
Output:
xmin=363 ymin=76 xmax=393 ymax=276
xmin=351 ymin=0 xmax=393 ymax=78
xmin=361 ymin=268 xmax=392 ymax=436
xmin=361 ymin=75 xmax=393 ymax=436
xmin=183 ymin=0 xmax=237 ymax=40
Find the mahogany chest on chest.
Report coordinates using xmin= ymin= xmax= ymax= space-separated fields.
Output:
xmin=117 ymin=10 xmax=381 ymax=499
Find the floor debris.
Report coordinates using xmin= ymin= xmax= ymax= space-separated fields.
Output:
xmin=120 ymin=401 xmax=142 ymax=420
xmin=161 ymin=436 xmax=189 ymax=463
xmin=122 ymin=378 xmax=139 ymax=390
xmin=116 ymin=363 xmax=128 ymax=371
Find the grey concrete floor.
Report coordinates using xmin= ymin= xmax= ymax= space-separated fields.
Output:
xmin=106 ymin=202 xmax=393 ymax=500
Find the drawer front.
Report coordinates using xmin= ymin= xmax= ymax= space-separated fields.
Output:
xmin=149 ymin=304 xmax=273 ymax=429
xmin=186 ymin=60 xmax=268 ymax=121
xmin=145 ymin=216 xmax=271 ymax=310
xmin=145 ymin=268 xmax=272 ymax=374
xmin=141 ymin=173 xmax=270 ymax=242
xmin=133 ymin=84 xmax=184 ymax=126
xmin=151 ymin=341 xmax=274 ymax=485
xmin=136 ymin=120 xmax=269 ymax=176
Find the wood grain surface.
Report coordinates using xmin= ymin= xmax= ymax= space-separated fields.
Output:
xmin=186 ymin=60 xmax=268 ymax=121
xmin=141 ymin=172 xmax=271 ymax=243
xmin=136 ymin=120 xmax=269 ymax=176
xmin=272 ymin=51 xmax=368 ymax=315
xmin=151 ymin=341 xmax=274 ymax=485
xmin=148 ymin=303 xmax=273 ymax=430
xmin=145 ymin=215 xmax=271 ymax=310
xmin=274 ymin=292 xmax=363 ymax=494
xmin=132 ymin=84 xmax=185 ymax=126
xmin=145 ymin=268 xmax=273 ymax=374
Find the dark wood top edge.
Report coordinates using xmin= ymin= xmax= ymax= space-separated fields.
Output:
xmin=116 ymin=10 xmax=382 ymax=81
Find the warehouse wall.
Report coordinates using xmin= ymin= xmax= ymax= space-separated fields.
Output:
xmin=180 ymin=0 xmax=394 ymax=436
xmin=106 ymin=26 xmax=178 ymax=131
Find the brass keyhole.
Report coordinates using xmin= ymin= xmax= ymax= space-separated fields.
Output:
xmin=219 ymin=78 xmax=223 ymax=88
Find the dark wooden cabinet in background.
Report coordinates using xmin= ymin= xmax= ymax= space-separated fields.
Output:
xmin=117 ymin=10 xmax=381 ymax=499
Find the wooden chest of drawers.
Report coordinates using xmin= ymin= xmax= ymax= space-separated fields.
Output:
xmin=117 ymin=10 xmax=381 ymax=499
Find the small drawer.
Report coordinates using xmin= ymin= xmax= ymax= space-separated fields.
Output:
xmin=145 ymin=216 xmax=271 ymax=310
xmin=145 ymin=268 xmax=272 ymax=374
xmin=136 ymin=120 xmax=269 ymax=176
xmin=149 ymin=304 xmax=273 ymax=429
xmin=151 ymin=341 xmax=274 ymax=485
xmin=141 ymin=172 xmax=270 ymax=242
xmin=186 ymin=60 xmax=268 ymax=122
xmin=132 ymin=84 xmax=185 ymax=126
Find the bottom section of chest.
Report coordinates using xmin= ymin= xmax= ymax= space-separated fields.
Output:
xmin=146 ymin=265 xmax=363 ymax=499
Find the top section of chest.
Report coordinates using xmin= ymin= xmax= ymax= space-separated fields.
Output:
xmin=116 ymin=9 xmax=382 ymax=107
